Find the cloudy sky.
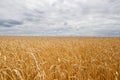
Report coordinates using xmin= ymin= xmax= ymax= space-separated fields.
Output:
xmin=0 ymin=0 xmax=120 ymax=36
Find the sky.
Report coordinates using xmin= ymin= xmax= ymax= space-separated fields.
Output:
xmin=0 ymin=0 xmax=120 ymax=36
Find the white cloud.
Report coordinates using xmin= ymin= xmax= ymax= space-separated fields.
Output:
xmin=0 ymin=0 xmax=120 ymax=36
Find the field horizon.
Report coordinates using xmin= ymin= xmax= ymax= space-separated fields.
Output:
xmin=0 ymin=36 xmax=120 ymax=80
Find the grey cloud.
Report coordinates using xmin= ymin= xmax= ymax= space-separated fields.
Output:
xmin=0 ymin=0 xmax=120 ymax=36
xmin=0 ymin=19 xmax=23 ymax=27
xmin=95 ymin=29 xmax=120 ymax=36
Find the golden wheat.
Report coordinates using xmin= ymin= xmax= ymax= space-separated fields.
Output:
xmin=0 ymin=36 xmax=120 ymax=80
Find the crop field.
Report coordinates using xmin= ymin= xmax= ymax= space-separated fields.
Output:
xmin=0 ymin=36 xmax=120 ymax=80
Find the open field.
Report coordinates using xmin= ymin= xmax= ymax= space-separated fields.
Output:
xmin=0 ymin=36 xmax=120 ymax=80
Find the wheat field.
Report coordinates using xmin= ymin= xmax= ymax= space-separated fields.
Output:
xmin=0 ymin=36 xmax=120 ymax=80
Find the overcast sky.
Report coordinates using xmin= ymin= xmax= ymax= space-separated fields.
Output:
xmin=0 ymin=0 xmax=120 ymax=36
